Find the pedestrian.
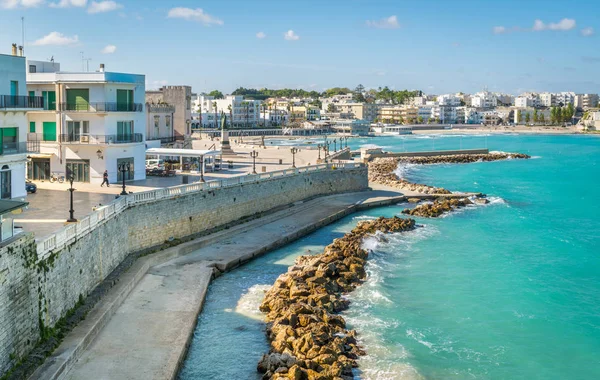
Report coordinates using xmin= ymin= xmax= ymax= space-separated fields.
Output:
xmin=101 ymin=170 xmax=109 ymax=187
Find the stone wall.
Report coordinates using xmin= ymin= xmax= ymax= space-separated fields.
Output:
xmin=0 ymin=166 xmax=367 ymax=376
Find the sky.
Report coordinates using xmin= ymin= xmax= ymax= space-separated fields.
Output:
xmin=0 ymin=0 xmax=598 ymax=95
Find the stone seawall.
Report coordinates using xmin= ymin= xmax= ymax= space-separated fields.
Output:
xmin=0 ymin=166 xmax=368 ymax=377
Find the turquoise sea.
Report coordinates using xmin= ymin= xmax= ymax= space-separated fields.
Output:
xmin=179 ymin=134 xmax=600 ymax=380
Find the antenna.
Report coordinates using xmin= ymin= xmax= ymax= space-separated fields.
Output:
xmin=21 ymin=17 xmax=25 ymax=56
xmin=83 ymin=57 xmax=92 ymax=72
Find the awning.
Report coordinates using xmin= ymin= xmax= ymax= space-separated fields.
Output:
xmin=0 ymin=200 xmax=28 ymax=215
xmin=27 ymin=153 xmax=54 ymax=159
xmin=146 ymin=148 xmax=221 ymax=159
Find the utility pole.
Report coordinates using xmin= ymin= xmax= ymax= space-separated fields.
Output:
xmin=21 ymin=17 xmax=25 ymax=56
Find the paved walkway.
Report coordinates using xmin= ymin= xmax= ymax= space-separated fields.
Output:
xmin=33 ymin=189 xmax=408 ymax=380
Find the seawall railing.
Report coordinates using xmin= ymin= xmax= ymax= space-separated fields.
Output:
xmin=36 ymin=162 xmax=364 ymax=259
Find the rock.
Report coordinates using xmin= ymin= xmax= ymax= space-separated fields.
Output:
xmin=474 ymin=198 xmax=490 ymax=205
xmin=401 ymin=198 xmax=472 ymax=218
xmin=407 ymin=198 xmax=421 ymax=203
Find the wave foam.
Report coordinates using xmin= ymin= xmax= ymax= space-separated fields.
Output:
xmin=234 ymin=284 xmax=271 ymax=321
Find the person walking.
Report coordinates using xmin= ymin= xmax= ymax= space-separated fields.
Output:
xmin=101 ymin=170 xmax=110 ymax=187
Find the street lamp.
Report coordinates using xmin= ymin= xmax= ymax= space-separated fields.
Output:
xmin=333 ymin=138 xmax=337 ymax=152
xmin=67 ymin=175 xmax=77 ymax=223
xmin=250 ymin=150 xmax=259 ymax=174
xmin=290 ymin=147 xmax=299 ymax=168
xmin=325 ymin=142 xmax=330 ymax=157
xmin=199 ymin=156 xmax=205 ymax=183
xmin=317 ymin=144 xmax=323 ymax=160
xmin=118 ymin=162 xmax=130 ymax=196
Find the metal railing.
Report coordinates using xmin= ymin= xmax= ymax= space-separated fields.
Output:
xmin=59 ymin=133 xmax=143 ymax=144
xmin=0 ymin=95 xmax=44 ymax=110
xmin=59 ymin=102 xmax=143 ymax=112
xmin=0 ymin=141 xmax=40 ymax=155
xmin=35 ymin=162 xmax=365 ymax=258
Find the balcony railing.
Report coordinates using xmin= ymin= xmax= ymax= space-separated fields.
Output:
xmin=59 ymin=133 xmax=143 ymax=144
xmin=59 ymin=102 xmax=143 ymax=112
xmin=0 ymin=141 xmax=40 ymax=155
xmin=0 ymin=95 xmax=45 ymax=110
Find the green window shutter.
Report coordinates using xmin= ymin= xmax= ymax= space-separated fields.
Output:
xmin=10 ymin=81 xmax=18 ymax=96
xmin=66 ymin=89 xmax=89 ymax=111
xmin=42 ymin=122 xmax=57 ymax=141
xmin=29 ymin=121 xmax=35 ymax=133
xmin=29 ymin=91 xmax=35 ymax=98
xmin=48 ymin=91 xmax=56 ymax=111
xmin=117 ymin=89 xmax=133 ymax=111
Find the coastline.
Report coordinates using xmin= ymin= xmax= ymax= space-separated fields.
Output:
xmin=411 ymin=125 xmax=582 ymax=135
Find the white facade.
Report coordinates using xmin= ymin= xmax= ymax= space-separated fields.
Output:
xmin=0 ymin=52 xmax=43 ymax=200
xmin=193 ymin=95 xmax=263 ymax=128
xmin=437 ymin=94 xmax=461 ymax=107
xmin=471 ymin=91 xmax=497 ymax=109
xmin=26 ymin=61 xmax=146 ymax=184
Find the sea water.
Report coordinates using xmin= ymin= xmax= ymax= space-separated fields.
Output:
xmin=179 ymin=134 xmax=600 ymax=380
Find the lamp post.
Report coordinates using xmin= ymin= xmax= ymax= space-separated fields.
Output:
xmin=199 ymin=156 xmax=205 ymax=182
xmin=333 ymin=138 xmax=337 ymax=152
xmin=317 ymin=144 xmax=322 ymax=160
xmin=118 ymin=162 xmax=130 ymax=196
xmin=325 ymin=142 xmax=330 ymax=157
xmin=290 ymin=147 xmax=298 ymax=168
xmin=250 ymin=150 xmax=259 ymax=174
xmin=67 ymin=175 xmax=77 ymax=223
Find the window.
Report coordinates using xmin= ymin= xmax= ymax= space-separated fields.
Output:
xmin=154 ymin=116 xmax=160 ymax=129
xmin=10 ymin=81 xmax=18 ymax=96
xmin=29 ymin=65 xmax=36 ymax=73
xmin=42 ymin=91 xmax=56 ymax=111
xmin=165 ymin=116 xmax=171 ymax=127
xmin=117 ymin=89 xmax=134 ymax=111
xmin=117 ymin=121 xmax=133 ymax=142
xmin=66 ymin=121 xmax=89 ymax=141
xmin=66 ymin=89 xmax=89 ymax=111
xmin=29 ymin=122 xmax=35 ymax=133
xmin=0 ymin=165 xmax=11 ymax=199
xmin=0 ymin=128 xmax=18 ymax=155
xmin=42 ymin=122 xmax=57 ymax=141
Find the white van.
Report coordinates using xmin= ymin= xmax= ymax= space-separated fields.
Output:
xmin=145 ymin=158 xmax=165 ymax=170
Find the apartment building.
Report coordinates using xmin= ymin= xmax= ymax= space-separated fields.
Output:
xmin=146 ymin=103 xmax=175 ymax=142
xmin=146 ymin=86 xmax=191 ymax=137
xmin=379 ymin=106 xmax=418 ymax=124
xmin=290 ymin=105 xmax=320 ymax=122
xmin=575 ymin=94 xmax=599 ymax=110
xmin=437 ymin=94 xmax=461 ymax=107
xmin=471 ymin=91 xmax=497 ymax=109
xmin=515 ymin=96 xmax=538 ymax=108
xmin=26 ymin=61 xmax=146 ymax=184
xmin=194 ymin=95 xmax=263 ymax=128
xmin=0 ymin=47 xmax=44 ymax=199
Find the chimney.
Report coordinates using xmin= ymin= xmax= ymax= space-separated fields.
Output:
xmin=11 ymin=43 xmax=17 ymax=56
xmin=18 ymin=46 xmax=23 ymax=57
xmin=99 ymin=63 xmax=105 ymax=72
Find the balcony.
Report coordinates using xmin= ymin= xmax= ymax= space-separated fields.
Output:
xmin=0 ymin=95 xmax=45 ymax=110
xmin=0 ymin=141 xmax=40 ymax=155
xmin=59 ymin=133 xmax=143 ymax=144
xmin=59 ymin=102 xmax=143 ymax=112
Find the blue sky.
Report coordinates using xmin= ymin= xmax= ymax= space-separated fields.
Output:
xmin=0 ymin=0 xmax=598 ymax=95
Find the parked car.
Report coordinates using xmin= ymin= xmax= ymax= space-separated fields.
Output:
xmin=26 ymin=181 xmax=37 ymax=194
xmin=145 ymin=158 xmax=165 ymax=170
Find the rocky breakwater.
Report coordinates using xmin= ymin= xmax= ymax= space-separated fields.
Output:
xmin=402 ymin=198 xmax=473 ymax=218
xmin=368 ymin=158 xmax=452 ymax=194
xmin=396 ymin=152 xmax=531 ymax=165
xmin=258 ymin=216 xmax=416 ymax=380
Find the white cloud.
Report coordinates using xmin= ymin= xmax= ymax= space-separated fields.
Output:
xmin=101 ymin=44 xmax=116 ymax=54
xmin=284 ymin=30 xmax=299 ymax=41
xmin=581 ymin=27 xmax=594 ymax=37
xmin=167 ymin=7 xmax=223 ymax=26
xmin=87 ymin=0 xmax=122 ymax=14
xmin=32 ymin=31 xmax=79 ymax=46
xmin=366 ymin=15 xmax=400 ymax=29
xmin=533 ymin=18 xmax=576 ymax=31
xmin=493 ymin=26 xmax=507 ymax=34
xmin=49 ymin=0 xmax=86 ymax=8
xmin=1 ymin=0 xmax=44 ymax=9
xmin=256 ymin=31 xmax=266 ymax=39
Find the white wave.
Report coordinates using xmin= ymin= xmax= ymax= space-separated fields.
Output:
xmin=530 ymin=155 xmax=542 ymax=159
xmin=234 ymin=284 xmax=271 ymax=321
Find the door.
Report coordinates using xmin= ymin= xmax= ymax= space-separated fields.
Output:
xmin=1 ymin=166 xmax=11 ymax=199
xmin=42 ymin=122 xmax=57 ymax=141
xmin=42 ymin=91 xmax=57 ymax=111
xmin=116 ymin=158 xmax=134 ymax=181
xmin=66 ymin=160 xmax=90 ymax=182
xmin=117 ymin=89 xmax=133 ymax=111
xmin=10 ymin=81 xmax=18 ymax=96
xmin=28 ymin=159 xmax=50 ymax=181
xmin=117 ymin=121 xmax=133 ymax=142
xmin=66 ymin=89 xmax=89 ymax=111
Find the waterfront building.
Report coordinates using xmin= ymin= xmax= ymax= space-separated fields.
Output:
xmin=378 ymin=106 xmax=418 ymax=124
xmin=26 ymin=61 xmax=146 ymax=184
xmin=146 ymin=102 xmax=175 ymax=143
xmin=326 ymin=102 xmax=380 ymax=122
xmin=146 ymin=86 xmax=192 ymax=137
xmin=437 ymin=94 xmax=461 ymax=107
xmin=575 ymin=94 xmax=599 ymax=110
xmin=0 ymin=46 xmax=44 ymax=199
xmin=464 ymin=107 xmax=483 ymax=124
xmin=471 ymin=91 xmax=497 ymax=109
xmin=290 ymin=105 xmax=320 ymax=123
xmin=515 ymin=96 xmax=540 ymax=108
xmin=330 ymin=119 xmax=370 ymax=136
xmin=265 ymin=109 xmax=288 ymax=126
xmin=194 ymin=95 xmax=262 ymax=128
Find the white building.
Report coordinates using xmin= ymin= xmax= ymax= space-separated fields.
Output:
xmin=146 ymin=103 xmax=175 ymax=142
xmin=515 ymin=96 xmax=535 ymax=108
xmin=575 ymin=94 xmax=599 ymax=110
xmin=0 ymin=47 xmax=44 ymax=199
xmin=26 ymin=61 xmax=146 ymax=184
xmin=193 ymin=95 xmax=263 ymax=128
xmin=437 ymin=94 xmax=461 ymax=107
xmin=471 ymin=91 xmax=497 ymax=109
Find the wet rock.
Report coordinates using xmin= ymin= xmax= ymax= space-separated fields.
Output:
xmin=401 ymin=198 xmax=472 ymax=218
xmin=258 ymin=217 xmax=416 ymax=379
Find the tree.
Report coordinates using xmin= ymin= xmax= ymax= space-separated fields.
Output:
xmin=525 ymin=113 xmax=530 ymax=124
xmin=533 ymin=109 xmax=539 ymax=124
xmin=539 ymin=113 xmax=546 ymax=125
xmin=213 ymin=102 xmax=218 ymax=129
xmin=398 ymin=116 xmax=404 ymax=125
xmin=417 ymin=116 xmax=424 ymax=124
xmin=208 ymin=90 xmax=224 ymax=99
xmin=227 ymin=104 xmax=233 ymax=128
xmin=556 ymin=107 xmax=563 ymax=124
xmin=353 ymin=84 xmax=366 ymax=102
xmin=327 ymin=103 xmax=336 ymax=113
